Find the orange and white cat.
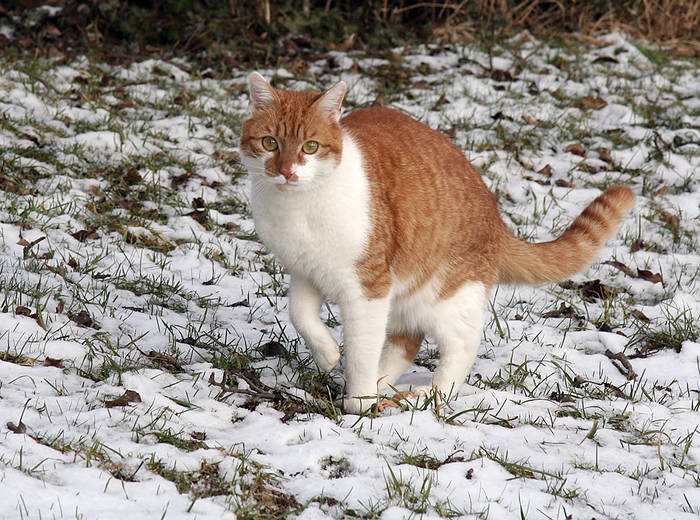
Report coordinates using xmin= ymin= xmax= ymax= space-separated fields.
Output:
xmin=240 ymin=72 xmax=635 ymax=414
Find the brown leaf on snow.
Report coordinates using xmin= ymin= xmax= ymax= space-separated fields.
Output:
xmin=593 ymin=56 xmax=619 ymax=64
xmin=522 ymin=114 xmax=538 ymax=125
xmin=658 ymin=210 xmax=679 ymax=229
xmin=537 ymin=164 xmax=552 ymax=177
xmin=598 ymin=148 xmax=614 ymax=163
xmin=555 ymin=179 xmax=576 ymax=188
xmin=630 ymin=239 xmax=645 ymax=253
xmin=605 ymin=349 xmax=637 ymax=380
xmin=565 ymin=143 xmax=585 ymax=157
xmin=7 ymin=421 xmax=27 ymax=434
xmin=71 ymin=229 xmax=99 ymax=242
xmin=636 ymin=269 xmax=662 ymax=283
xmin=145 ymin=351 xmax=182 ymax=372
xmin=69 ymin=310 xmax=95 ymax=328
xmin=105 ymin=390 xmax=142 ymax=408
xmin=603 ymin=261 xmax=662 ymax=283
xmin=631 ymin=309 xmax=651 ymax=322
xmin=123 ymin=169 xmax=142 ymax=185
xmin=581 ymin=96 xmax=608 ymax=110
xmin=44 ymin=357 xmax=65 ymax=368
xmin=15 ymin=306 xmax=32 ymax=317
xmin=578 ymin=280 xmax=616 ymax=301
xmin=541 ymin=302 xmax=583 ymax=320
xmin=603 ymin=260 xmax=635 ymax=277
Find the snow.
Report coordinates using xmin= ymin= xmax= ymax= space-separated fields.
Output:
xmin=0 ymin=33 xmax=699 ymax=519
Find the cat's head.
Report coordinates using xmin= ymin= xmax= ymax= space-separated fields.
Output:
xmin=240 ymin=72 xmax=346 ymax=191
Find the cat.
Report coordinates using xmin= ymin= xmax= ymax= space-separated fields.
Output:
xmin=240 ymin=72 xmax=635 ymax=414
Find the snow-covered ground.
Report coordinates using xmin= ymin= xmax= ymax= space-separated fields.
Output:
xmin=0 ymin=33 xmax=698 ymax=519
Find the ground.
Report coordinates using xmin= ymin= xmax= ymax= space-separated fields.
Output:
xmin=0 ymin=32 xmax=698 ymax=519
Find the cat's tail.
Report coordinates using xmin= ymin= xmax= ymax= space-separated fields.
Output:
xmin=498 ymin=186 xmax=635 ymax=285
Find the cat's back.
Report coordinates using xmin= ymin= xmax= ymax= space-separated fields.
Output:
xmin=341 ymin=107 xmax=453 ymax=157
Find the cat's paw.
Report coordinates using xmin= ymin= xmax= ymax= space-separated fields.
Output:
xmin=342 ymin=395 xmax=374 ymax=415
xmin=312 ymin=344 xmax=340 ymax=372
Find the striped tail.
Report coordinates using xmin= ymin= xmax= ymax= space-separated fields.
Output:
xmin=498 ymin=186 xmax=635 ymax=285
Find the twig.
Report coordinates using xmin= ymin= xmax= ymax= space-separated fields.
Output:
xmin=604 ymin=349 xmax=637 ymax=379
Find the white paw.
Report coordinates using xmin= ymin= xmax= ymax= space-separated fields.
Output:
xmin=312 ymin=343 xmax=340 ymax=372
xmin=343 ymin=395 xmax=370 ymax=415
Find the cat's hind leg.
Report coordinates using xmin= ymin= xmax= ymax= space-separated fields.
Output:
xmin=378 ymin=332 xmax=424 ymax=391
xmin=289 ymin=275 xmax=340 ymax=371
xmin=428 ymin=282 xmax=488 ymax=398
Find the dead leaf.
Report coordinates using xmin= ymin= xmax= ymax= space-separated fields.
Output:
xmin=123 ymin=169 xmax=142 ymax=185
xmin=105 ymin=390 xmax=142 ymax=408
xmin=572 ymin=375 xmax=587 ymax=387
xmin=522 ymin=114 xmax=538 ymax=125
xmin=555 ymin=179 xmax=576 ymax=188
xmin=186 ymin=197 xmax=209 ymax=224
xmin=45 ymin=24 xmax=62 ymax=37
xmin=658 ymin=210 xmax=679 ymax=229
xmin=541 ymin=302 xmax=583 ymax=320
xmin=603 ymin=260 xmax=635 ymax=277
xmin=145 ymin=351 xmax=182 ymax=372
xmin=549 ymin=391 xmax=574 ymax=403
xmin=490 ymin=69 xmax=514 ymax=81
xmin=68 ymin=257 xmax=78 ymax=270
xmin=44 ymin=357 xmax=64 ymax=368
xmin=7 ymin=421 xmax=27 ymax=434
xmin=71 ymin=229 xmax=99 ymax=242
xmin=69 ymin=311 xmax=94 ymax=328
xmin=604 ymin=349 xmax=637 ymax=380
xmin=598 ymin=148 xmax=613 ymax=163
xmin=580 ymin=280 xmax=615 ymax=301
xmin=171 ymin=171 xmax=193 ymax=188
xmin=18 ymin=236 xmax=45 ymax=258
xmin=655 ymin=186 xmax=670 ymax=197
xmin=15 ymin=306 xmax=32 ymax=317
xmin=565 ymin=143 xmax=585 ymax=157
xmin=537 ymin=164 xmax=552 ymax=177
xmin=593 ymin=56 xmax=619 ymax=64
xmin=630 ymin=239 xmax=645 ymax=253
xmin=581 ymin=96 xmax=608 ymax=110
xmin=636 ymin=269 xmax=662 ymax=283
xmin=191 ymin=431 xmax=206 ymax=441
xmin=411 ymin=80 xmax=430 ymax=89
xmin=631 ymin=309 xmax=651 ymax=322
xmin=257 ymin=341 xmax=288 ymax=358
xmin=56 ymin=300 xmax=64 ymax=313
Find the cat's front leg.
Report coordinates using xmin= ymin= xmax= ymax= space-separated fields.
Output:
xmin=341 ymin=296 xmax=391 ymax=414
xmin=289 ymin=275 xmax=340 ymax=371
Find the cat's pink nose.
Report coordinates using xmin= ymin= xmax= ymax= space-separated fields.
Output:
xmin=279 ymin=167 xmax=294 ymax=180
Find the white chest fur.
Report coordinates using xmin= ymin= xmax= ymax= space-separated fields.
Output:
xmin=249 ymin=134 xmax=370 ymax=301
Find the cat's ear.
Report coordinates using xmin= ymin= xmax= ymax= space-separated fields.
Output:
xmin=248 ymin=72 xmax=278 ymax=115
xmin=315 ymin=81 xmax=347 ymax=122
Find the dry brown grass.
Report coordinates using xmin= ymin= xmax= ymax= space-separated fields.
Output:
xmin=379 ymin=0 xmax=699 ymax=52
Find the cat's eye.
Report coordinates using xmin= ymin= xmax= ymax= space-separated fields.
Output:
xmin=261 ymin=136 xmax=278 ymax=151
xmin=302 ymin=141 xmax=319 ymax=154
